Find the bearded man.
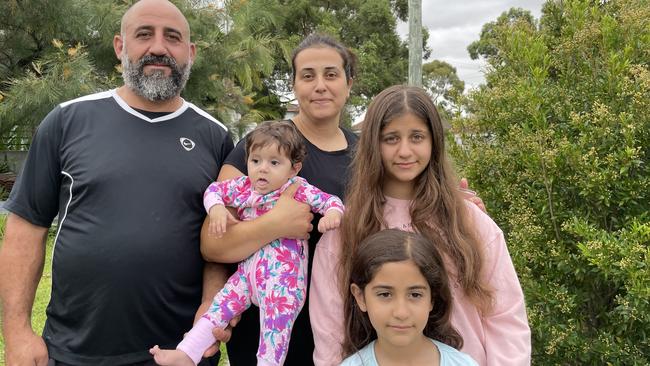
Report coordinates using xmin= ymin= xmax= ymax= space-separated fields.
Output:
xmin=0 ymin=1 xmax=234 ymax=365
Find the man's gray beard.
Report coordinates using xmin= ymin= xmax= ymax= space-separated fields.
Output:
xmin=121 ymin=52 xmax=192 ymax=102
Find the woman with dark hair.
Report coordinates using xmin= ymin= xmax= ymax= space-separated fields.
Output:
xmin=201 ymin=36 xmax=486 ymax=365
xmin=201 ymin=33 xmax=359 ymax=366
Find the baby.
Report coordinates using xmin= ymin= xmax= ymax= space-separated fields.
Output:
xmin=151 ymin=120 xmax=343 ymax=365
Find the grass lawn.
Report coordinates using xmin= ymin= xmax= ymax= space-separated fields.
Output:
xmin=0 ymin=216 xmax=228 ymax=366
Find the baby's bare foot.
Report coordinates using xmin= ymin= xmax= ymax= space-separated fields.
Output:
xmin=150 ymin=345 xmax=195 ymax=366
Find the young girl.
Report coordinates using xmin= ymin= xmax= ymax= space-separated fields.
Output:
xmin=341 ymin=229 xmax=477 ymax=366
xmin=309 ymin=85 xmax=530 ymax=365
xmin=151 ymin=120 xmax=343 ymax=366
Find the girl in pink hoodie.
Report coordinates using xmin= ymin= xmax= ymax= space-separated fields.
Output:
xmin=309 ymin=85 xmax=531 ymax=365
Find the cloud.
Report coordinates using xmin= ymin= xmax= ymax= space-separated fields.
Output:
xmin=399 ymin=0 xmax=546 ymax=88
xmin=422 ymin=0 xmax=546 ymax=29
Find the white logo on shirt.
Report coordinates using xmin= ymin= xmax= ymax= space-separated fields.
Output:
xmin=180 ymin=137 xmax=195 ymax=151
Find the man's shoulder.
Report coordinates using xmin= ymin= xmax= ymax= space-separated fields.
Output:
xmin=35 ymin=91 xmax=115 ymax=130
xmin=184 ymin=102 xmax=228 ymax=132
xmin=59 ymin=90 xmax=114 ymax=109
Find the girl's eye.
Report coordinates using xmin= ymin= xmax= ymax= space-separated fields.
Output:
xmin=376 ymin=292 xmax=391 ymax=298
xmin=271 ymin=160 xmax=280 ymax=166
xmin=413 ymin=132 xmax=430 ymax=142
xmin=409 ymin=292 xmax=424 ymax=299
xmin=250 ymin=159 xmax=259 ymax=164
xmin=382 ymin=135 xmax=398 ymax=144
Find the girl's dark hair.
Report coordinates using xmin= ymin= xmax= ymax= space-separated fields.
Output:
xmin=245 ymin=121 xmax=306 ymax=164
xmin=291 ymin=33 xmax=357 ymax=83
xmin=343 ymin=229 xmax=462 ymax=357
xmin=340 ymin=85 xmax=493 ymax=319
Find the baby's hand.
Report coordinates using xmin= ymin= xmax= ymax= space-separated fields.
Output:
xmin=317 ymin=210 xmax=343 ymax=233
xmin=208 ymin=205 xmax=239 ymax=238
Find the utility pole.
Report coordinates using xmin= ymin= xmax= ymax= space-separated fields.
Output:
xmin=408 ymin=0 xmax=422 ymax=86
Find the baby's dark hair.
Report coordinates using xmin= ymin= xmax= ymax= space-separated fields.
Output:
xmin=245 ymin=121 xmax=306 ymax=164
xmin=342 ymin=229 xmax=463 ymax=357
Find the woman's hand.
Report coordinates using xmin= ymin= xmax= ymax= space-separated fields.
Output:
xmin=267 ymin=182 xmax=314 ymax=239
xmin=460 ymin=178 xmax=487 ymax=213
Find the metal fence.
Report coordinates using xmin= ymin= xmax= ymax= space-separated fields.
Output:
xmin=0 ymin=127 xmax=33 ymax=151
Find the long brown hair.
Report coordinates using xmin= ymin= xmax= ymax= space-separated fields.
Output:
xmin=343 ymin=229 xmax=462 ymax=356
xmin=340 ymin=85 xmax=493 ymax=318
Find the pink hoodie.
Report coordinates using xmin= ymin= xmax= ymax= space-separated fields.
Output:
xmin=309 ymin=196 xmax=531 ymax=366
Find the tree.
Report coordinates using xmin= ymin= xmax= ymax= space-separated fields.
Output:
xmin=0 ymin=0 xmax=121 ymax=149
xmin=179 ymin=0 xmax=283 ymax=134
xmin=1 ymin=0 xmax=427 ymax=146
xmin=454 ymin=0 xmax=650 ymax=365
xmin=422 ymin=60 xmax=464 ymax=115
xmin=467 ymin=7 xmax=537 ymax=63
xmin=0 ymin=0 xmax=280 ymax=145
xmin=451 ymin=1 xmax=649 ymax=364
xmin=238 ymin=0 xmax=430 ymax=126
xmin=0 ymin=0 xmax=94 ymax=82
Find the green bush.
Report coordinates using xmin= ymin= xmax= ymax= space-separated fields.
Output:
xmin=451 ymin=0 xmax=649 ymax=364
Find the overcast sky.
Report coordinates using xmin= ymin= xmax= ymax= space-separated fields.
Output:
xmin=397 ymin=0 xmax=547 ymax=90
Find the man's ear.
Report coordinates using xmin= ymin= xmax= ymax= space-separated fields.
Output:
xmin=189 ymin=42 xmax=197 ymax=64
xmin=113 ymin=34 xmax=124 ymax=60
xmin=351 ymin=283 xmax=367 ymax=312
xmin=290 ymin=162 xmax=302 ymax=177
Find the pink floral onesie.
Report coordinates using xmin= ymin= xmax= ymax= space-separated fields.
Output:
xmin=176 ymin=176 xmax=344 ymax=366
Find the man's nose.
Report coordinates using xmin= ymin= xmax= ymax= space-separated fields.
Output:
xmin=148 ymin=34 xmax=168 ymax=56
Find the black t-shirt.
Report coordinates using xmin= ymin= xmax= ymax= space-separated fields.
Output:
xmin=5 ymin=90 xmax=234 ymax=365
xmin=224 ymin=121 xmax=357 ymax=365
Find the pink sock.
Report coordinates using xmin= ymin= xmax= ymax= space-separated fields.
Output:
xmin=176 ymin=317 xmax=219 ymax=365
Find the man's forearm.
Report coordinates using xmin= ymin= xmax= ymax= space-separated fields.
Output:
xmin=0 ymin=214 xmax=48 ymax=340
xmin=201 ymin=262 xmax=229 ymax=303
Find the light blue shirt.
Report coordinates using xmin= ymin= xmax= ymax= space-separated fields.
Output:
xmin=340 ymin=338 xmax=478 ymax=366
